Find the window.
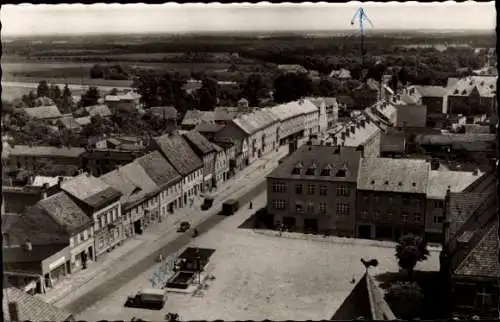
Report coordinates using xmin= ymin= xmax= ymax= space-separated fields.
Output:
xmin=307 ymin=184 xmax=315 ymax=195
xmin=295 ymin=184 xmax=303 ymax=194
xmin=272 ymin=200 xmax=286 ymax=209
xmin=295 ymin=203 xmax=303 ymax=212
xmin=319 ymin=185 xmax=328 ymax=196
xmin=80 ymin=232 xmax=85 ymax=242
xmin=83 ymin=230 xmax=88 ymax=240
xmin=414 ymin=213 xmax=421 ymax=223
xmin=291 ymin=167 xmax=301 ymax=175
xmin=307 ymin=202 xmax=315 ymax=213
xmin=336 ymin=202 xmax=350 ymax=216
xmin=70 ymin=237 xmax=74 ymax=248
xmin=335 ymin=169 xmax=346 ymax=177
xmin=402 ymin=213 xmax=409 ymax=223
xmin=434 ymin=200 xmax=444 ymax=208
xmin=374 ymin=212 xmax=380 ymax=219
xmin=476 ymin=286 xmax=497 ymax=308
xmin=272 ymin=181 xmax=287 ymax=193
xmin=305 ymin=167 xmax=316 ymax=176
xmin=319 ymin=202 xmax=327 ymax=212
xmin=320 ymin=168 xmax=331 ymax=176
xmin=336 ymin=184 xmax=349 ymax=197
xmin=361 ymin=210 xmax=368 ymax=218
xmin=402 ymin=196 xmax=410 ymax=205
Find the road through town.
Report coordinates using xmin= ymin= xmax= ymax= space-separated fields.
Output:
xmin=59 ymin=146 xmax=288 ymax=315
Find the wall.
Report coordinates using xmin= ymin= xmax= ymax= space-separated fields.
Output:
xmin=425 ymin=198 xmax=445 ymax=235
xmin=92 ymin=201 xmax=122 ymax=257
xmin=267 ymin=178 xmax=357 ymax=235
xmin=422 ymin=97 xmax=444 ymax=115
xmin=41 ymin=246 xmax=71 ymax=275
xmin=363 ymin=131 xmax=382 ymax=158
xmin=357 ymin=190 xmax=427 ymax=239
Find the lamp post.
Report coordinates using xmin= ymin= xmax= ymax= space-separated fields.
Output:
xmin=197 ymin=256 xmax=201 ymax=285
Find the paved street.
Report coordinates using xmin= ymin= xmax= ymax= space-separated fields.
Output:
xmin=76 ymin=190 xmax=440 ymax=321
xmin=46 ymin=145 xmax=288 ymax=314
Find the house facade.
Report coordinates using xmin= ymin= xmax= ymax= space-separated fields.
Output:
xmin=61 ymin=174 xmax=123 ymax=260
xmin=212 ymin=139 xmax=238 ymax=178
xmin=152 ymin=133 xmax=204 ymax=206
xmin=329 ymin=117 xmax=382 ymax=158
xmin=445 ymin=76 xmax=497 ymax=116
xmin=214 ymin=122 xmax=250 ymax=168
xmin=233 ymin=109 xmax=280 ymax=165
xmin=356 ymin=158 xmax=429 ymax=240
xmin=211 ymin=142 xmax=229 ymax=186
xmin=266 ymin=144 xmax=362 ymax=236
xmin=182 ymin=130 xmax=217 ymax=191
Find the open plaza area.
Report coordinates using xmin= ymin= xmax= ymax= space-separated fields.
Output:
xmin=76 ymin=192 xmax=440 ymax=321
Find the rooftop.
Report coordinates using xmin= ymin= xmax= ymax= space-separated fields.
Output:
xmin=118 ymin=161 xmax=158 ymax=196
xmin=267 ymin=99 xmax=318 ymax=122
xmin=3 ymin=287 xmax=73 ymax=321
xmin=85 ymin=104 xmax=112 ymax=118
xmin=194 ymin=122 xmax=225 ymax=134
xmin=447 ymin=192 xmax=490 ymax=237
xmin=100 ymin=169 xmax=142 ymax=207
xmin=9 ymin=145 xmax=85 ymax=158
xmin=416 ymin=133 xmax=496 ymax=145
xmin=413 ymin=85 xmax=447 ymax=97
xmin=149 ymin=106 xmax=178 ymax=120
xmin=36 ymin=191 xmax=93 ymax=235
xmin=182 ymin=110 xmax=215 ymax=126
xmin=446 ymin=76 xmax=496 ymax=97
xmin=58 ymin=116 xmax=82 ymax=130
xmin=183 ymin=130 xmax=217 ymax=156
xmin=31 ymin=176 xmax=72 ymax=188
xmin=268 ymin=144 xmax=362 ymax=182
xmin=61 ymin=173 xmax=122 ymax=209
xmin=426 ymin=169 xmax=485 ymax=200
xmin=23 ymin=105 xmax=62 ymax=120
xmin=135 ymin=151 xmax=181 ymax=188
xmin=357 ymin=158 xmax=429 ymax=194
xmin=74 ymin=116 xmax=91 ymax=126
xmin=153 ymin=133 xmax=203 ymax=176
xmin=454 ymin=220 xmax=500 ymax=278
xmin=329 ymin=118 xmax=382 ymax=148
xmin=3 ymin=212 xmax=68 ymax=247
xmin=232 ymin=109 xmax=278 ymax=135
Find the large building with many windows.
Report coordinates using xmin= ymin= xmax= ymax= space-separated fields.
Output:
xmin=266 ymin=144 xmax=362 ymax=235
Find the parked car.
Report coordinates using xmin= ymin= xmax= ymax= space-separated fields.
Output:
xmin=222 ymin=199 xmax=239 ymax=216
xmin=177 ymin=221 xmax=191 ymax=232
xmin=125 ymin=288 xmax=167 ymax=310
xmin=201 ymin=197 xmax=214 ymax=210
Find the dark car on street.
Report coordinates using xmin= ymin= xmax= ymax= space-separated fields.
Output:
xmin=201 ymin=197 xmax=214 ymax=210
xmin=125 ymin=288 xmax=167 ymax=310
xmin=177 ymin=221 xmax=191 ymax=232
xmin=221 ymin=199 xmax=239 ymax=216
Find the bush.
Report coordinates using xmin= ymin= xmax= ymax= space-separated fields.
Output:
xmin=385 ymin=281 xmax=424 ymax=320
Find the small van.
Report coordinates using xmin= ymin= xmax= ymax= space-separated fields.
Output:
xmin=125 ymin=288 xmax=167 ymax=310
xmin=222 ymin=199 xmax=239 ymax=216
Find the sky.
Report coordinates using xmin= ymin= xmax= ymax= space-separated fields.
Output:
xmin=1 ymin=2 xmax=496 ymax=36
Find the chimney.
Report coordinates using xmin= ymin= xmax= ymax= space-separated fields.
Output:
xmin=8 ymin=302 xmax=20 ymax=322
xmin=472 ymin=169 xmax=478 ymax=176
xmin=57 ymin=176 xmax=64 ymax=188
xmin=332 ymin=136 xmax=338 ymax=146
xmin=431 ymin=159 xmax=440 ymax=170
xmin=351 ymin=125 xmax=356 ymax=133
xmin=345 ymin=130 xmax=350 ymax=138
xmin=24 ymin=241 xmax=32 ymax=251
xmin=42 ymin=183 xmax=49 ymax=199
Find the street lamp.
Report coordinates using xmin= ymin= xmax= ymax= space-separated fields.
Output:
xmin=196 ymin=256 xmax=201 ymax=285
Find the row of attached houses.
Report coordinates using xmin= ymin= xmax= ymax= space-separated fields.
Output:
xmin=265 ymin=144 xmax=493 ymax=242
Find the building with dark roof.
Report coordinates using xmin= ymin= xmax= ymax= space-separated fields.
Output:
xmin=444 ymin=76 xmax=497 ymax=117
xmin=266 ymin=144 xmax=363 ymax=235
xmin=31 ymin=191 xmax=95 ymax=274
xmin=3 ymin=287 xmax=74 ymax=321
xmin=181 ymin=110 xmax=216 ymax=130
xmin=356 ymin=158 xmax=430 ymax=240
xmin=182 ymin=130 xmax=218 ymax=191
xmin=135 ymin=151 xmax=183 ymax=221
xmin=440 ymin=181 xmax=498 ymax=319
xmin=152 ymin=133 xmax=204 ymax=206
xmin=23 ymin=105 xmax=63 ymax=121
xmin=3 ymin=212 xmax=71 ymax=294
xmin=61 ymin=174 xmax=123 ymax=259
xmin=380 ymin=131 xmax=406 ymax=158
xmin=394 ymin=104 xmax=427 ymax=128
xmin=6 ymin=145 xmax=85 ymax=171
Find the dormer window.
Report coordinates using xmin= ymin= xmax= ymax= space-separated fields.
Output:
xmin=384 ymin=181 xmax=389 ymax=185
xmin=462 ymin=89 xmax=467 ymax=95
xmin=454 ymin=89 xmax=459 ymax=94
xmin=336 ymin=169 xmax=346 ymax=177
xmin=291 ymin=162 xmax=303 ymax=175
xmin=305 ymin=162 xmax=317 ymax=176
xmin=320 ymin=168 xmax=332 ymax=176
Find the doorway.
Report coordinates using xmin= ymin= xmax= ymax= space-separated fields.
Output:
xmin=358 ymin=225 xmax=372 ymax=239
xmin=283 ymin=217 xmax=296 ymax=232
xmin=133 ymin=220 xmax=143 ymax=234
xmin=304 ymin=218 xmax=318 ymax=234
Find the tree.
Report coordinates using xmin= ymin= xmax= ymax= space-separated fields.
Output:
xmin=36 ymin=80 xmax=50 ymax=98
xmin=395 ymin=234 xmax=429 ymax=280
xmin=49 ymin=84 xmax=62 ymax=101
xmin=90 ymin=64 xmax=104 ymax=79
xmin=60 ymin=84 xmax=73 ymax=114
xmin=273 ymin=73 xmax=313 ymax=103
xmin=80 ymin=87 xmax=100 ymax=107
xmin=240 ymin=74 xmax=270 ymax=106
xmin=196 ymin=77 xmax=219 ymax=111
xmin=385 ymin=281 xmax=424 ymax=320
